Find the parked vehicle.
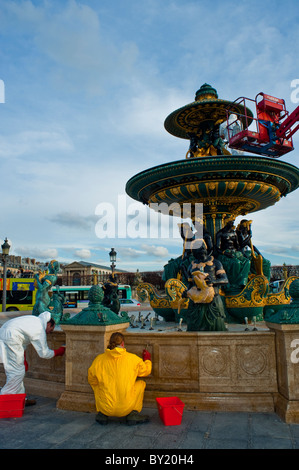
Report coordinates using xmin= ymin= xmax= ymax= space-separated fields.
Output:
xmin=119 ymin=299 xmax=141 ymax=306
xmin=269 ymin=279 xmax=285 ymax=293
xmin=0 ymin=278 xmax=36 ymax=312
xmin=53 ymin=284 xmax=132 ymax=309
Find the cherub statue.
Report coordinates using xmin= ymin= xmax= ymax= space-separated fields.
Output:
xmin=32 ymin=260 xmax=60 ymax=316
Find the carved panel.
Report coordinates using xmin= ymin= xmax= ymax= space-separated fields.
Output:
xmin=236 ymin=345 xmax=269 ymax=379
xmin=199 ymin=346 xmax=230 ymax=378
xmin=26 ymin=331 xmax=65 ymax=383
xmin=198 ymin=334 xmax=277 ymax=393
xmin=159 ymin=345 xmax=192 ymax=379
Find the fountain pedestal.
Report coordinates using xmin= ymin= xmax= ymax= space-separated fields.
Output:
xmin=1 ymin=316 xmax=299 ymax=422
xmin=57 ymin=322 xmax=129 ymax=412
xmin=267 ymin=322 xmax=299 ymax=423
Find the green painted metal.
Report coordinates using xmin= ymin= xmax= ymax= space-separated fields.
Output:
xmin=265 ymin=279 xmax=299 ymax=323
xmin=127 ymin=84 xmax=299 ymax=329
xmin=164 ymin=83 xmax=253 ymax=140
xmin=60 ymin=285 xmax=129 ymax=326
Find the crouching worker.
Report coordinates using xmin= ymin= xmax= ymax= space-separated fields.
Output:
xmin=88 ymin=332 xmax=152 ymax=426
xmin=0 ymin=311 xmax=65 ymax=406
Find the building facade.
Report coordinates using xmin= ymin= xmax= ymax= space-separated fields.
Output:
xmin=61 ymin=261 xmax=111 ymax=286
xmin=270 ymin=264 xmax=299 ymax=281
xmin=60 ymin=261 xmax=128 ymax=286
xmin=2 ymin=253 xmax=298 ymax=287
xmin=0 ymin=255 xmax=48 ymax=278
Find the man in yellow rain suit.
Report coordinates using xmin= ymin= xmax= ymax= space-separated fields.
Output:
xmin=88 ymin=332 xmax=152 ymax=425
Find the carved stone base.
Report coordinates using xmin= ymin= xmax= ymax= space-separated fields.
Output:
xmin=2 ymin=315 xmax=299 ymax=423
xmin=266 ymin=322 xmax=299 ymax=423
xmin=275 ymin=394 xmax=299 ymax=424
xmin=56 ymin=326 xmax=279 ymax=415
xmin=57 ymin=390 xmax=96 ymax=413
xmin=56 ymin=323 xmax=129 ymax=412
xmin=144 ymin=391 xmax=275 ymax=413
xmin=55 ymin=389 xmax=275 ymax=414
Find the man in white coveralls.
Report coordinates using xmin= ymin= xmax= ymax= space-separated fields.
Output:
xmin=0 ymin=311 xmax=65 ymax=406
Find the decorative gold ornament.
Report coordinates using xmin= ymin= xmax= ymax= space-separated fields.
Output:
xmin=265 ymin=276 xmax=299 ymax=306
xmin=225 ymin=275 xmax=269 ymax=309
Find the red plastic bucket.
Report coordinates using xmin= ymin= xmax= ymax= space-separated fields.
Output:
xmin=0 ymin=394 xmax=26 ymax=418
xmin=156 ymin=397 xmax=185 ymax=426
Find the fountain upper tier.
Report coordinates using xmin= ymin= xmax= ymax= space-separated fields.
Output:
xmin=164 ymin=83 xmax=253 ymax=140
xmin=126 ymin=84 xmax=299 ymax=236
xmin=125 ymin=155 xmax=299 ymax=220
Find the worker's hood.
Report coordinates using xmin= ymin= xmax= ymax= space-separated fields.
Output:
xmin=105 ymin=347 xmax=127 ymax=358
xmin=39 ymin=311 xmax=52 ymax=330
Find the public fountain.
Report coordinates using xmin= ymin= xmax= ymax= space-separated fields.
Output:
xmin=126 ymin=83 xmax=299 ymax=329
xmin=3 ymin=83 xmax=299 ymax=422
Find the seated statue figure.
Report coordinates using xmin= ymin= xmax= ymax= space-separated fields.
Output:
xmin=180 ymin=239 xmax=229 ymax=331
xmin=215 ymin=219 xmax=251 ymax=293
xmin=163 ymin=221 xmax=214 ymax=286
xmin=236 ymin=219 xmax=271 ymax=280
xmin=162 ymin=222 xmax=196 ymax=286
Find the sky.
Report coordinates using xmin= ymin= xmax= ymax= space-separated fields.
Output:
xmin=0 ymin=0 xmax=299 ymax=273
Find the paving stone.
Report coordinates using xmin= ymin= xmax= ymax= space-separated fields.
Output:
xmin=0 ymin=396 xmax=298 ymax=450
xmin=178 ymin=430 xmax=205 ymax=449
xmin=251 ymin=436 xmax=294 ymax=449
xmin=251 ymin=412 xmax=292 ymax=439
xmin=204 ymin=437 xmax=248 ymax=449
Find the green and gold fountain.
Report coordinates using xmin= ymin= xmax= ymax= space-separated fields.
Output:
xmin=126 ymin=84 xmax=299 ymax=330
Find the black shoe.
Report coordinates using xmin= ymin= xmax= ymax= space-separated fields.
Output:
xmin=95 ymin=411 xmax=108 ymax=425
xmin=126 ymin=410 xmax=149 ymax=426
xmin=25 ymin=398 xmax=36 ymax=407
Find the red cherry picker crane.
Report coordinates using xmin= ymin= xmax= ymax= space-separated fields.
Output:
xmin=226 ymin=92 xmax=299 ymax=157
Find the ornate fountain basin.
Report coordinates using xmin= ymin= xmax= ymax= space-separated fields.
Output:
xmin=126 ymin=155 xmax=299 ymax=221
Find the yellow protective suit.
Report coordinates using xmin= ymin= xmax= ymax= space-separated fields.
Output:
xmin=88 ymin=347 xmax=152 ymax=417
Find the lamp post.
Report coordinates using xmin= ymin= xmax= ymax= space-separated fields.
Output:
xmin=1 ymin=237 xmax=11 ymax=312
xmin=109 ymin=248 xmax=117 ymax=276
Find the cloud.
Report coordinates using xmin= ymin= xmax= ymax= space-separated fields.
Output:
xmin=15 ymin=247 xmax=58 ymax=260
xmin=113 ymin=87 xmax=190 ymax=138
xmin=117 ymin=247 xmax=144 ymax=259
xmin=0 ymin=130 xmax=73 ymax=159
xmin=74 ymin=248 xmax=91 ymax=259
xmin=0 ymin=0 xmax=298 ymax=274
xmin=3 ymin=0 xmax=140 ymax=97
xmin=49 ymin=212 xmax=97 ymax=231
xmin=141 ymin=244 xmax=169 ymax=258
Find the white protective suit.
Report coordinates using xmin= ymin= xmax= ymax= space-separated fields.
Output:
xmin=0 ymin=312 xmax=55 ymax=395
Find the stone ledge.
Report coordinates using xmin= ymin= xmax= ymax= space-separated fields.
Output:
xmin=56 ymin=388 xmax=276 ymax=414
xmin=57 ymin=390 xmax=96 ymax=413
xmin=275 ymin=393 xmax=299 ymax=423
xmin=0 ymin=371 xmax=64 ymax=399
xmin=2 ymin=320 xmax=299 ymax=422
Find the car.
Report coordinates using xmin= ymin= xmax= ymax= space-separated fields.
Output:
xmin=269 ymin=279 xmax=285 ymax=293
xmin=119 ymin=299 xmax=141 ymax=306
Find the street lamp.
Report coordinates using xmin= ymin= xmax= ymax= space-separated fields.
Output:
xmin=1 ymin=237 xmax=11 ymax=312
xmin=109 ymin=248 xmax=117 ymax=276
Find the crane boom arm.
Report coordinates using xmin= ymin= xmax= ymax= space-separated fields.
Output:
xmin=276 ymin=106 xmax=299 ymax=139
